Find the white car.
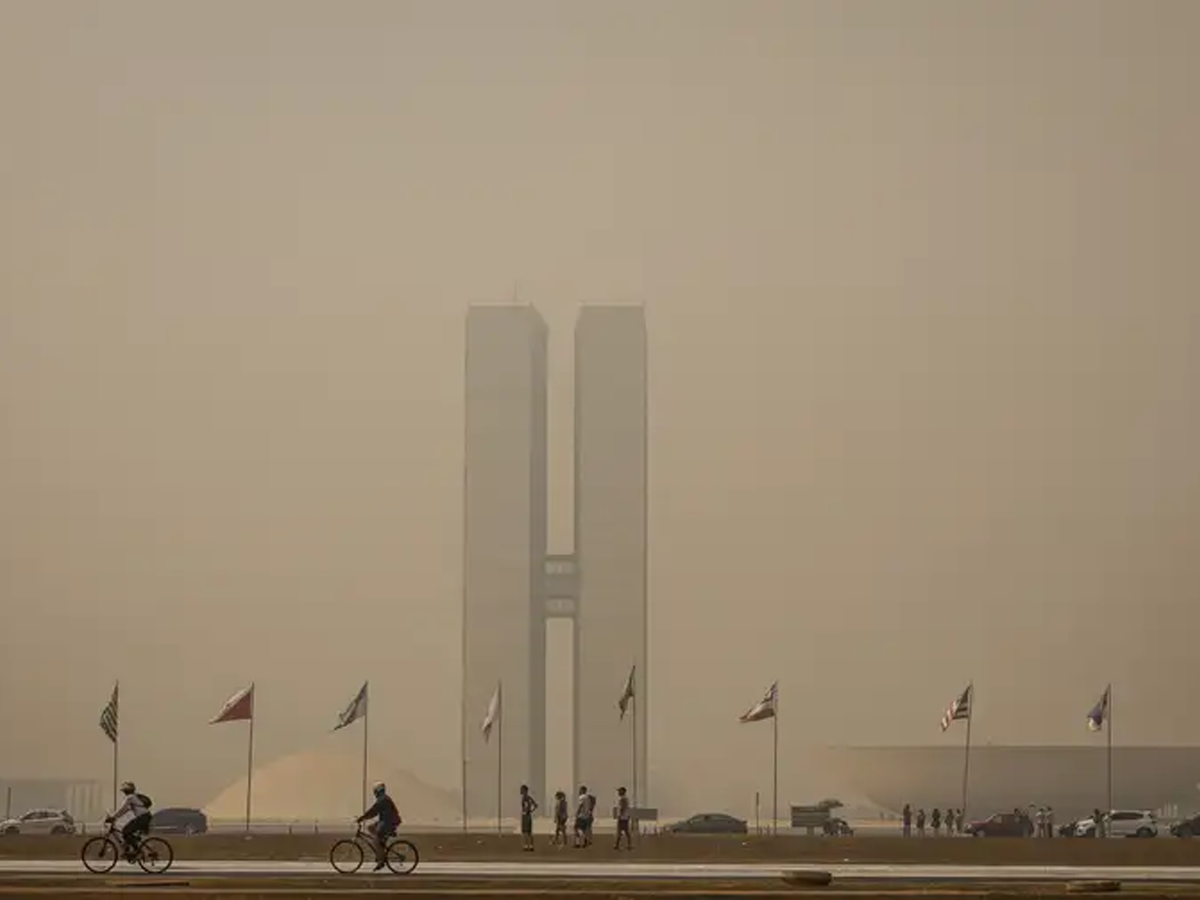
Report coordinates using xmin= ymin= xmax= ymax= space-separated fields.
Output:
xmin=1075 ymin=809 xmax=1157 ymax=838
xmin=0 ymin=808 xmax=77 ymax=836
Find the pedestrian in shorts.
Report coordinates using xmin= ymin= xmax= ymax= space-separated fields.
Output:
xmin=519 ymin=785 xmax=537 ymax=851
xmin=552 ymin=791 xmax=569 ymax=846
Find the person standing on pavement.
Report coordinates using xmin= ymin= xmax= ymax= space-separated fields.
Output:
xmin=614 ymin=787 xmax=633 ymax=850
xmin=519 ymin=785 xmax=538 ymax=852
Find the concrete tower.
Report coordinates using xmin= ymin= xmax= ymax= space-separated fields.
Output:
xmin=462 ymin=304 xmax=647 ymax=822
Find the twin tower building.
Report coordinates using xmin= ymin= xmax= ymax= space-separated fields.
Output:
xmin=462 ymin=304 xmax=648 ymax=819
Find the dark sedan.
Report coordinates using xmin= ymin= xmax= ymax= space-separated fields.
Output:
xmin=151 ymin=808 xmax=207 ymax=835
xmin=965 ymin=812 xmax=1033 ymax=838
xmin=1171 ymin=814 xmax=1200 ymax=838
xmin=664 ymin=813 xmax=748 ymax=834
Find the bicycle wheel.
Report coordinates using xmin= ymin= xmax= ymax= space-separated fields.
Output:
xmin=80 ymin=836 xmax=120 ymax=874
xmin=385 ymin=838 xmax=419 ymax=875
xmin=329 ymin=838 xmax=364 ymax=874
xmin=137 ymin=837 xmax=174 ymax=874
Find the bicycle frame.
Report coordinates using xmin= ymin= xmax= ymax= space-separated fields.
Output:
xmin=102 ymin=822 xmax=143 ymax=848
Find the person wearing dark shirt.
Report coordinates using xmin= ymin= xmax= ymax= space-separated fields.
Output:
xmin=357 ymin=782 xmax=401 ymax=870
xmin=574 ymin=786 xmax=590 ymax=848
xmin=519 ymin=785 xmax=538 ymax=851
xmin=552 ymin=791 xmax=569 ymax=846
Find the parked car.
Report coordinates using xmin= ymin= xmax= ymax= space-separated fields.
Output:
xmin=0 ymin=809 xmax=76 ymax=836
xmin=1075 ymin=810 xmax=1157 ymax=838
xmin=150 ymin=807 xmax=208 ymax=835
xmin=1170 ymin=814 xmax=1200 ymax=838
xmin=663 ymin=813 xmax=748 ymax=834
xmin=1058 ymin=820 xmax=1080 ymax=837
xmin=964 ymin=812 xmax=1033 ymax=837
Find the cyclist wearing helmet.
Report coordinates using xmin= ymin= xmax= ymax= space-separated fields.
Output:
xmin=356 ymin=782 xmax=401 ymax=870
xmin=105 ymin=782 xmax=152 ymax=859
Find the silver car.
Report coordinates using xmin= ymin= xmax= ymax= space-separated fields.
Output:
xmin=0 ymin=808 xmax=77 ymax=835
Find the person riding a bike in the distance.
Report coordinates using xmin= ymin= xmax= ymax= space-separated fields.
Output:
xmin=106 ymin=781 xmax=153 ymax=860
xmin=357 ymin=782 xmax=401 ymax=871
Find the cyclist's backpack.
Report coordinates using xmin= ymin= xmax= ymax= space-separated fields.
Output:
xmin=136 ymin=793 xmax=153 ymax=810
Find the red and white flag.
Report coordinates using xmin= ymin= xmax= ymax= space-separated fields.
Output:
xmin=211 ymin=683 xmax=255 ymax=724
xmin=940 ymin=684 xmax=972 ymax=732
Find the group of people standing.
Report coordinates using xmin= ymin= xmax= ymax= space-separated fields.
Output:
xmin=901 ymin=804 xmax=965 ymax=836
xmin=517 ymin=784 xmax=634 ymax=851
xmin=1032 ymin=805 xmax=1058 ymax=837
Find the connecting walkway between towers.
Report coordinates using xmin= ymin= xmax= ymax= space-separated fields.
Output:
xmin=543 ymin=554 xmax=579 ymax=619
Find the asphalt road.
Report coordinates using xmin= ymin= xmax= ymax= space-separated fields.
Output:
xmin=5 ymin=859 xmax=1200 ymax=881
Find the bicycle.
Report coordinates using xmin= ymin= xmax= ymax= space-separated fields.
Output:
xmin=329 ymin=823 xmax=419 ymax=875
xmin=81 ymin=821 xmax=174 ymax=874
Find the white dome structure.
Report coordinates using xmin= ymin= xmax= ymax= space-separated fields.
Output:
xmin=204 ymin=745 xmax=459 ymax=825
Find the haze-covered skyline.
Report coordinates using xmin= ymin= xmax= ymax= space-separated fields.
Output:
xmin=2 ymin=1 xmax=1198 ymax=813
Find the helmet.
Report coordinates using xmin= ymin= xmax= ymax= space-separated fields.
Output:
xmin=372 ymin=782 xmax=386 ymax=797
xmin=120 ymin=782 xmax=136 ymax=795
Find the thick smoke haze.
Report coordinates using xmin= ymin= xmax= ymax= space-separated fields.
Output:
xmin=1 ymin=1 xmax=1198 ymax=813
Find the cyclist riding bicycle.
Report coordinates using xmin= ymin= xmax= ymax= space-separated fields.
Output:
xmin=356 ymin=782 xmax=401 ymax=871
xmin=105 ymin=781 xmax=153 ymax=860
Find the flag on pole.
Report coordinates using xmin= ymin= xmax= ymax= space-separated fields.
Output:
xmin=334 ymin=682 xmax=368 ymax=731
xmin=1087 ymin=685 xmax=1111 ymax=732
xmin=481 ymin=684 xmax=500 ymax=743
xmin=739 ymin=682 xmax=778 ymax=723
xmin=940 ymin=684 xmax=972 ymax=731
xmin=618 ymin=665 xmax=636 ymax=720
xmin=99 ymin=683 xmax=119 ymax=743
xmin=211 ymin=684 xmax=255 ymax=724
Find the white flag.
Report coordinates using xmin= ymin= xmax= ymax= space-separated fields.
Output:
xmin=334 ymin=682 xmax=368 ymax=731
xmin=481 ymin=683 xmax=501 ymax=743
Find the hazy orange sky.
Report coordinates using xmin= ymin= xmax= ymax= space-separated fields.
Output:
xmin=1 ymin=0 xmax=1198 ymax=813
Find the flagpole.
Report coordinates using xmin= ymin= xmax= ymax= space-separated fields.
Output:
xmin=961 ymin=682 xmax=973 ymax=822
xmin=1106 ymin=684 xmax=1113 ymax=815
xmin=461 ymin=684 xmax=468 ymax=833
xmin=112 ymin=681 xmax=119 ymax=814
xmin=631 ymin=689 xmax=638 ymax=843
xmin=362 ymin=684 xmax=369 ymax=812
xmin=245 ymin=686 xmax=255 ymax=834
xmin=462 ymin=755 xmax=469 ymax=833
xmin=772 ymin=707 xmax=779 ymax=836
xmin=496 ymin=680 xmax=503 ymax=836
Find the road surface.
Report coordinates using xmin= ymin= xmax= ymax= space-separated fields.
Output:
xmin=4 ymin=859 xmax=1200 ymax=881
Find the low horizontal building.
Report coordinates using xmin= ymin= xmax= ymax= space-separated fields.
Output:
xmin=0 ymin=778 xmax=105 ymax=822
xmin=813 ymin=745 xmax=1200 ymax=820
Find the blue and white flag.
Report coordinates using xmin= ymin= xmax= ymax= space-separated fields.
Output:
xmin=1087 ymin=685 xmax=1111 ymax=732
